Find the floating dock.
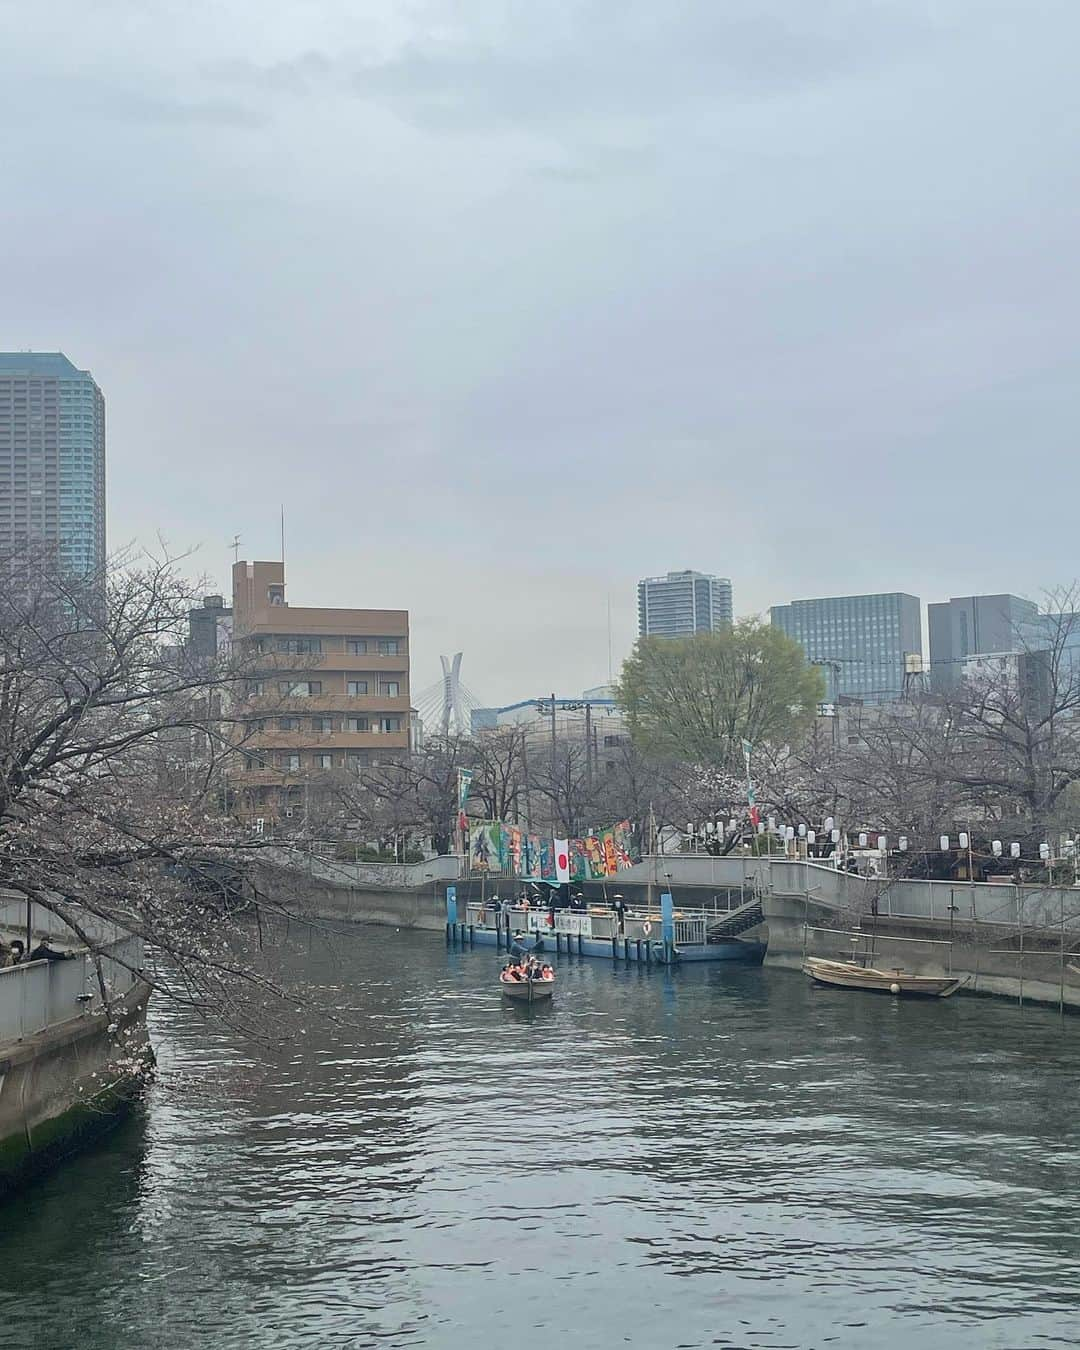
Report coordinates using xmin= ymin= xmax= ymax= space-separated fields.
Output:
xmin=444 ymin=888 xmax=766 ymax=966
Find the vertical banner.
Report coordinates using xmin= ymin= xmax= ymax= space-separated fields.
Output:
xmin=454 ymin=768 xmax=474 ymax=857
xmin=523 ymin=833 xmax=543 ymax=880
xmin=612 ymin=820 xmax=635 ymax=869
xmin=554 ymin=838 xmax=570 ymax=884
xmin=569 ymin=839 xmax=589 ymax=882
xmin=507 ymin=826 xmax=523 ymax=877
xmin=601 ymin=829 xmax=618 ymax=876
xmin=585 ymin=835 xmax=606 ymax=879
xmin=469 ymin=822 xmax=505 ymax=872
xmin=540 ymin=838 xmax=555 ymax=881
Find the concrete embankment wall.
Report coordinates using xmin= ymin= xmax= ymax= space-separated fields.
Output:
xmin=763 ymin=892 xmax=1080 ymax=1011
xmin=258 ymin=865 xmax=447 ymax=931
xmin=0 ymin=982 xmax=151 ymax=1196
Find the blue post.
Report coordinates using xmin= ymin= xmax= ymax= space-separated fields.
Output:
xmin=446 ymin=885 xmax=458 ymax=944
xmin=661 ymin=892 xmax=675 ymax=966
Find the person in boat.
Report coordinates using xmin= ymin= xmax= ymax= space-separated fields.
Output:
xmin=570 ymin=891 xmax=586 ymax=912
xmin=540 ymin=963 xmax=553 ymax=979
xmin=611 ymin=893 xmax=627 ymax=933
xmin=8 ymin=940 xmax=24 ymax=965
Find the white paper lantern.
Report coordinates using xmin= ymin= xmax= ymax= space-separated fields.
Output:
xmin=824 ymin=817 xmax=834 ymax=832
xmin=831 ymin=829 xmax=841 ymax=844
xmin=705 ymin=821 xmax=715 ymax=835
xmin=757 ymin=822 xmax=765 ymax=834
xmin=728 ymin=818 xmax=736 ymax=832
xmin=959 ymin=831 xmax=969 ymax=850
xmin=807 ymin=830 xmax=817 ymax=845
xmin=940 ymin=835 xmax=950 ymax=851
xmin=798 ymin=823 xmax=807 ymax=838
xmin=785 ymin=826 xmax=795 ymax=841
xmin=1039 ymin=842 xmax=1050 ymax=860
xmin=767 ymin=815 xmax=776 ymax=831
xmin=1010 ymin=842 xmax=1021 ymax=859
xmin=687 ymin=822 xmax=694 ymax=836
xmin=992 ymin=840 xmax=1002 ymax=857
xmin=878 ymin=835 xmax=888 ymax=854
xmin=858 ymin=832 xmax=868 ymax=848
xmin=898 ymin=836 xmax=909 ymax=852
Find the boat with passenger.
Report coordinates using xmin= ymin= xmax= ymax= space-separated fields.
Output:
xmin=499 ymin=957 xmax=556 ymax=1002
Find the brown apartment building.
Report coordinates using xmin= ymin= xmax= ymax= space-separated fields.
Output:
xmin=229 ymin=560 xmax=410 ymax=822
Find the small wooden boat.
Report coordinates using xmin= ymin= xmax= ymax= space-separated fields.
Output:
xmin=803 ymin=957 xmax=964 ymax=998
xmin=499 ymin=970 xmax=555 ymax=1002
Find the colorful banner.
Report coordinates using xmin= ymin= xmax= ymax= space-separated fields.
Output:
xmin=584 ymin=835 xmax=607 ymax=879
xmin=469 ymin=822 xmax=505 ymax=873
xmin=466 ymin=820 xmax=639 ymax=879
xmin=612 ymin=819 xmax=637 ymax=869
xmin=457 ymin=768 xmax=473 ymax=811
xmin=523 ymin=833 xmax=543 ymax=880
xmin=601 ymin=829 xmax=618 ymax=877
xmin=507 ymin=826 xmax=523 ymax=877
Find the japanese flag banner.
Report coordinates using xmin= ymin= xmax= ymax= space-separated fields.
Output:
xmin=554 ymin=838 xmax=571 ymax=884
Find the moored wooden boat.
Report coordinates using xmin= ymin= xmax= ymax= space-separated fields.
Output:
xmin=499 ymin=971 xmax=555 ymax=1002
xmin=803 ymin=957 xmax=963 ymax=998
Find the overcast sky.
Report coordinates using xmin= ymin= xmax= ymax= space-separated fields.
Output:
xmin=3 ymin=1 xmax=1079 ymax=705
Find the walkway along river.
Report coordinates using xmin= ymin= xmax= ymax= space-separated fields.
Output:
xmin=1 ymin=923 xmax=1079 ymax=1349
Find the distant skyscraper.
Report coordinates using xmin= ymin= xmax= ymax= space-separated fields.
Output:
xmin=770 ymin=592 xmax=922 ymax=704
xmin=638 ymin=571 xmax=733 ymax=638
xmin=927 ymin=594 xmax=1039 ymax=692
xmin=0 ymin=352 xmax=106 ymax=578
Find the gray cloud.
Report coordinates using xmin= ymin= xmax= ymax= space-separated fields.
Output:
xmin=2 ymin=0 xmax=1079 ymax=703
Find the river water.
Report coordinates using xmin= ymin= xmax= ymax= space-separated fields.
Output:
xmin=1 ymin=925 xmax=1079 ymax=1349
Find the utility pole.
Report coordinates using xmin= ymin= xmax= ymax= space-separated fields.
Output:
xmin=549 ymin=692 xmax=557 ymax=781
xmin=584 ymin=701 xmax=593 ymax=788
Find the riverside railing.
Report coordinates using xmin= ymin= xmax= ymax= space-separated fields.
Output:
xmin=0 ymin=934 xmax=144 ymax=1046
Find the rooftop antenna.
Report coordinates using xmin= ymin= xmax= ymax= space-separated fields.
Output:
xmin=230 ymin=533 xmax=242 ymax=565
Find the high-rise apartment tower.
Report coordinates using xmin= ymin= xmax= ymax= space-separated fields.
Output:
xmin=637 ymin=570 xmax=733 ymax=638
xmin=0 ymin=352 xmax=106 ymax=577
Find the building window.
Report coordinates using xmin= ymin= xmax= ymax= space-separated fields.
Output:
xmin=280 ymin=752 xmax=300 ymax=771
xmin=346 ymin=639 xmax=368 ymax=654
xmin=276 ymin=637 xmax=322 ymax=654
xmin=247 ymin=681 xmax=265 ymax=697
xmin=311 ymin=716 xmax=334 ymax=733
xmin=379 ymin=716 xmax=402 ymax=733
xmin=314 ymin=753 xmax=334 ymax=770
xmin=347 ymin=680 xmax=369 ymax=696
xmin=346 ymin=716 xmax=369 ymax=732
xmin=376 ymin=639 xmax=400 ymax=655
xmin=279 ymin=680 xmax=322 ymax=697
xmin=380 ymin=680 xmax=400 ymax=697
xmin=278 ymin=716 xmax=301 ymax=731
xmin=347 ymin=751 xmax=370 ymax=772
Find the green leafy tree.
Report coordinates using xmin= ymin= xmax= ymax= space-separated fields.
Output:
xmin=615 ymin=621 xmax=825 ymax=770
